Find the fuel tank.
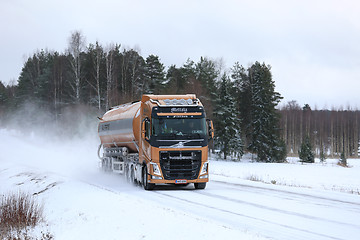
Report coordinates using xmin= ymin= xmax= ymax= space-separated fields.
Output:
xmin=98 ymin=101 xmax=141 ymax=152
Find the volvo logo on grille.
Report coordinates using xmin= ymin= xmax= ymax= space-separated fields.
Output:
xmin=169 ymin=141 xmax=183 ymax=148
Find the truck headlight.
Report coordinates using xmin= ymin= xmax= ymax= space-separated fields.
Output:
xmin=200 ymin=161 xmax=209 ymax=175
xmin=151 ymin=162 xmax=161 ymax=176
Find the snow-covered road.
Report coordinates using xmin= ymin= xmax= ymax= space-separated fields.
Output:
xmin=84 ymin=173 xmax=360 ymax=240
xmin=1 ymin=129 xmax=360 ymax=240
xmin=180 ymin=178 xmax=360 ymax=240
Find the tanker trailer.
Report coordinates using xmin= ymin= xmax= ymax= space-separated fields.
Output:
xmin=98 ymin=94 xmax=214 ymax=190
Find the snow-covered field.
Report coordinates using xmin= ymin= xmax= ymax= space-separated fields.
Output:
xmin=211 ymin=155 xmax=360 ymax=194
xmin=1 ymin=128 xmax=360 ymax=240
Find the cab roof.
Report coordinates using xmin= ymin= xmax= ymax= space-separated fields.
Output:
xmin=142 ymin=94 xmax=202 ymax=107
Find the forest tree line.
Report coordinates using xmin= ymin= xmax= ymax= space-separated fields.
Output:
xmin=280 ymin=102 xmax=360 ymax=158
xmin=0 ymin=31 xmax=359 ymax=160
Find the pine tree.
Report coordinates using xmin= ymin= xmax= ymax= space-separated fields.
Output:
xmin=16 ymin=50 xmax=54 ymax=107
xmin=299 ymin=135 xmax=315 ymax=163
xmin=194 ymin=57 xmax=219 ymax=120
xmin=144 ymin=55 xmax=165 ymax=94
xmin=231 ymin=62 xmax=252 ymax=147
xmin=247 ymin=62 xmax=284 ymax=162
xmin=213 ymin=73 xmax=243 ymax=160
xmin=195 ymin=57 xmax=218 ymax=94
xmin=0 ymin=81 xmax=8 ymax=106
xmin=165 ymin=65 xmax=185 ymax=94
xmin=182 ymin=59 xmax=196 ymax=81
xmin=164 ymin=59 xmax=196 ymax=95
xmin=339 ymin=151 xmax=347 ymax=167
xmin=273 ymin=139 xmax=287 ymax=162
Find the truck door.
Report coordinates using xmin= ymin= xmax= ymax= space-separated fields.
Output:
xmin=141 ymin=117 xmax=152 ymax=163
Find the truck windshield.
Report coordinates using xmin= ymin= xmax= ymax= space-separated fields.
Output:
xmin=152 ymin=118 xmax=207 ymax=138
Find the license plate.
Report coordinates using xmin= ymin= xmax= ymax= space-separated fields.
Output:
xmin=175 ymin=179 xmax=187 ymax=184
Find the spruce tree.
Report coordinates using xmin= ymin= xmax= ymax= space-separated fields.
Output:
xmin=17 ymin=51 xmax=54 ymax=107
xmin=298 ymin=135 xmax=315 ymax=163
xmin=0 ymin=81 xmax=8 ymax=106
xmin=164 ymin=59 xmax=196 ymax=95
xmin=165 ymin=65 xmax=186 ymax=94
xmin=339 ymin=151 xmax=347 ymax=167
xmin=195 ymin=57 xmax=218 ymax=95
xmin=194 ymin=57 xmax=219 ymax=119
xmin=213 ymin=73 xmax=243 ymax=160
xmin=231 ymin=62 xmax=252 ymax=147
xmin=247 ymin=62 xmax=284 ymax=162
xmin=144 ymin=55 xmax=165 ymax=94
xmin=182 ymin=58 xmax=196 ymax=80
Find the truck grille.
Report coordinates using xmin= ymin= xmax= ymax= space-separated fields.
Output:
xmin=159 ymin=151 xmax=202 ymax=180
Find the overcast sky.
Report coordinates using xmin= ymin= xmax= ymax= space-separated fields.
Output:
xmin=1 ymin=0 xmax=359 ymax=109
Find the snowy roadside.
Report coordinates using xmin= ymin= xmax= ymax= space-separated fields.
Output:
xmin=210 ymin=155 xmax=360 ymax=195
xmin=1 ymin=164 xmax=261 ymax=240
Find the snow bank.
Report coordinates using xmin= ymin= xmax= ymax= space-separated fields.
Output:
xmin=210 ymin=155 xmax=360 ymax=194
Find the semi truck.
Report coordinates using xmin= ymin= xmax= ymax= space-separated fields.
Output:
xmin=97 ymin=94 xmax=214 ymax=190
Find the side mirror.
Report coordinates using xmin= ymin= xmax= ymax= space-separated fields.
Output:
xmin=142 ymin=118 xmax=150 ymax=141
xmin=206 ymin=119 xmax=214 ymax=140
xmin=141 ymin=120 xmax=146 ymax=140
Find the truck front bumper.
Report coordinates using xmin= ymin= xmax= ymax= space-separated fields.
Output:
xmin=148 ymin=177 xmax=208 ymax=185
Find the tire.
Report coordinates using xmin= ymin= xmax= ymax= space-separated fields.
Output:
xmin=124 ymin=164 xmax=130 ymax=182
xmin=101 ymin=158 xmax=111 ymax=172
xmin=101 ymin=159 xmax=106 ymax=172
xmin=143 ymin=165 xmax=155 ymax=191
xmin=130 ymin=166 xmax=135 ymax=185
xmin=194 ymin=182 xmax=206 ymax=190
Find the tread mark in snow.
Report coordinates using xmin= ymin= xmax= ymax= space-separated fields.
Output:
xmin=212 ymin=179 xmax=360 ymax=207
xmin=153 ymin=191 xmax=346 ymax=240
xmin=194 ymin=191 xmax=360 ymax=229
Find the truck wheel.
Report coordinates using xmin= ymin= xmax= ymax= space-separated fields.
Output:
xmin=130 ymin=166 xmax=135 ymax=185
xmin=143 ymin=166 xmax=155 ymax=191
xmin=194 ymin=183 xmax=206 ymax=190
xmin=124 ymin=165 xmax=130 ymax=182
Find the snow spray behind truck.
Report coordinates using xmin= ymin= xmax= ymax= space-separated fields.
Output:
xmin=97 ymin=94 xmax=214 ymax=190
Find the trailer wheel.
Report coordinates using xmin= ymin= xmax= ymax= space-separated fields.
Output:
xmin=194 ymin=183 xmax=206 ymax=190
xmin=101 ymin=158 xmax=111 ymax=172
xmin=142 ymin=165 xmax=155 ymax=191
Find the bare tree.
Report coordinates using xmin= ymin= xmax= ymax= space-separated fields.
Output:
xmin=68 ymin=30 xmax=86 ymax=103
xmin=86 ymin=41 xmax=104 ymax=110
xmin=52 ymin=52 xmax=67 ymax=121
xmin=105 ymin=44 xmax=115 ymax=110
xmin=280 ymin=105 xmax=360 ymax=158
xmin=120 ymin=48 xmax=145 ymax=102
